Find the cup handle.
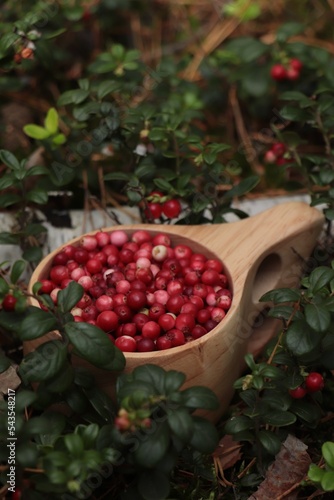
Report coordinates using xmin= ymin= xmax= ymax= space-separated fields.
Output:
xmin=231 ymin=202 xmax=325 ymax=357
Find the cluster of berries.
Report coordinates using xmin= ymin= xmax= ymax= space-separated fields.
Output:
xmin=289 ymin=372 xmax=325 ymax=399
xmin=36 ymin=229 xmax=232 ymax=352
xmin=114 ymin=408 xmax=151 ymax=432
xmin=144 ymin=190 xmax=182 ymax=221
xmin=270 ymin=58 xmax=303 ymax=81
xmin=264 ymin=142 xmax=290 ymax=166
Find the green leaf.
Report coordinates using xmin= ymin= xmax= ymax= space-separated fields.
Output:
xmin=180 ymin=386 xmax=219 ymax=411
xmin=97 ymin=80 xmax=120 ymax=99
xmin=268 ymin=305 xmax=295 ymax=320
xmin=261 ymin=411 xmax=296 ymax=427
xmin=290 ymin=400 xmax=322 ymax=424
xmin=26 ymin=188 xmax=48 ymax=204
xmin=279 ymin=106 xmax=310 ymax=122
xmin=0 ymin=33 xmax=20 ymax=53
xmin=44 ymin=108 xmax=58 ymax=135
xmin=131 ymin=364 xmax=166 ymax=394
xmin=0 ymin=232 xmax=20 ymax=244
xmin=323 ymin=442 xmax=334 ymax=469
xmin=133 ymin=422 xmax=170 ymax=468
xmin=25 ymin=165 xmax=49 ymax=177
xmin=104 ymin=172 xmax=130 ymax=181
xmin=52 ymin=134 xmax=67 ymax=146
xmin=23 ymin=125 xmax=50 ymax=140
xmin=19 ymin=340 xmax=67 ymax=383
xmin=0 ymin=173 xmax=15 ymax=190
xmin=241 ymin=66 xmax=270 ymax=97
xmin=83 ymin=387 xmax=115 ymax=421
xmin=57 ymin=281 xmax=84 ymax=313
xmin=76 ymin=423 xmax=99 ymax=448
xmin=15 ymin=390 xmax=38 ymax=412
xmin=10 ymin=260 xmax=26 ymax=284
xmin=321 ymin=471 xmax=334 ymax=492
xmin=0 ymin=150 xmax=20 ymax=170
xmin=309 ymin=267 xmax=334 ymax=293
xmin=286 ymin=320 xmax=322 ymax=356
xmin=258 ymin=430 xmax=281 ymax=455
xmin=224 ymin=415 xmax=252 ymax=434
xmin=308 ymin=464 xmax=325 ymax=483
xmin=167 ymin=409 xmax=194 ymax=443
xmin=189 ymin=417 xmax=219 ymax=453
xmin=73 ymin=102 xmax=101 ymax=121
xmin=19 ymin=307 xmax=58 ymax=341
xmin=304 ymin=303 xmax=331 ymax=332
xmin=0 ymin=193 xmax=21 ymax=208
xmin=0 ymin=277 xmax=9 ymax=296
xmin=138 ymin=470 xmax=170 ymax=500
xmin=57 ymin=89 xmax=90 ymax=106
xmin=135 ymin=162 xmax=155 ymax=179
xmin=276 ymin=22 xmax=304 ymax=42
xmin=223 ymin=176 xmax=260 ymax=200
xmin=22 ymin=246 xmax=43 ymax=263
xmin=44 ymin=362 xmax=74 ymax=393
xmin=65 ymin=322 xmax=123 ymax=369
xmin=0 ymin=310 xmax=29 ymax=332
xmin=164 ymin=371 xmax=186 ymax=394
xmin=153 ymin=178 xmax=173 ymax=192
xmin=64 ymin=434 xmax=84 ymax=457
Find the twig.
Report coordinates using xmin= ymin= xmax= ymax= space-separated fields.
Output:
xmin=229 ymin=86 xmax=264 ymax=175
xmin=237 ymin=457 xmax=257 ymax=479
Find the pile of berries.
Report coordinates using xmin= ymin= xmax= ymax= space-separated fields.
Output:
xmin=264 ymin=142 xmax=290 ymax=166
xmin=289 ymin=372 xmax=325 ymax=399
xmin=270 ymin=58 xmax=303 ymax=81
xmin=144 ymin=191 xmax=182 ymax=221
xmin=38 ymin=229 xmax=232 ymax=352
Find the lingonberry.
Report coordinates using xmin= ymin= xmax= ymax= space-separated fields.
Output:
xmin=137 ymin=338 xmax=156 ymax=352
xmin=289 ymin=386 xmax=307 ymax=399
xmin=271 ymin=142 xmax=286 ymax=156
xmin=2 ymin=294 xmax=17 ymax=311
xmin=145 ymin=202 xmax=162 ymax=220
xmin=96 ymin=310 xmax=119 ymax=332
xmin=162 ymin=199 xmax=181 ymax=219
xmin=270 ymin=64 xmax=287 ymax=81
xmin=264 ymin=150 xmax=277 ymax=164
xmin=115 ymin=335 xmax=137 ymax=352
xmin=50 ymin=265 xmax=69 ymax=284
xmin=289 ymin=58 xmax=303 ymax=71
xmin=305 ymin=372 xmax=324 ymax=393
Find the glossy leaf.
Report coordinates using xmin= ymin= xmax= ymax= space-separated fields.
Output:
xmin=133 ymin=422 xmax=170 ymax=468
xmin=180 ymin=386 xmax=219 ymax=410
xmin=304 ymin=303 xmax=331 ymax=332
xmin=189 ymin=417 xmax=219 ymax=453
xmin=65 ymin=322 xmax=119 ymax=368
xmin=224 ymin=415 xmax=253 ymax=434
xmin=260 ymin=288 xmax=301 ymax=303
xmin=0 ymin=149 xmax=20 ymax=170
xmin=10 ymin=260 xmax=26 ymax=284
xmin=261 ymin=411 xmax=296 ymax=427
xmin=258 ymin=430 xmax=281 ymax=455
xmin=286 ymin=320 xmax=322 ymax=356
xmin=23 ymin=125 xmax=50 ymax=140
xmin=323 ymin=442 xmax=334 ymax=469
xmin=44 ymin=108 xmax=58 ymax=134
xmin=57 ymin=281 xmax=84 ymax=313
xmin=309 ymin=266 xmax=334 ymax=293
xmin=163 ymin=370 xmax=186 ymax=394
xmin=19 ymin=307 xmax=58 ymax=341
xmin=167 ymin=408 xmax=194 ymax=443
xmin=19 ymin=340 xmax=67 ymax=383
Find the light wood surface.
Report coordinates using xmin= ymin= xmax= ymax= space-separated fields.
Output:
xmin=26 ymin=202 xmax=324 ymax=422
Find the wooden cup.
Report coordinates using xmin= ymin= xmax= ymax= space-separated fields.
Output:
xmin=26 ymin=201 xmax=324 ymax=422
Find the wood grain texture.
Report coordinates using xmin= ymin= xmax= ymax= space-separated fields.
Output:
xmin=25 ymin=201 xmax=324 ymax=422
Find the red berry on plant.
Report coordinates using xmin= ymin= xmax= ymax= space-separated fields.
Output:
xmin=305 ymin=372 xmax=324 ymax=393
xmin=271 ymin=142 xmax=286 ymax=157
xmin=162 ymin=199 xmax=181 ymax=219
xmin=2 ymin=294 xmax=17 ymax=311
xmin=289 ymin=58 xmax=303 ymax=71
xmin=270 ymin=64 xmax=287 ymax=81
xmin=145 ymin=202 xmax=162 ymax=220
xmin=289 ymin=386 xmax=307 ymax=399
xmin=264 ymin=150 xmax=277 ymax=164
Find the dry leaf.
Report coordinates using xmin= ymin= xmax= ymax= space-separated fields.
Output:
xmin=248 ymin=434 xmax=311 ymax=500
xmin=0 ymin=365 xmax=21 ymax=400
xmin=213 ymin=434 xmax=243 ymax=471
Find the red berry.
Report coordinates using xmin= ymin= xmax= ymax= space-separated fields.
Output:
xmin=286 ymin=67 xmax=300 ymax=81
xmin=2 ymin=294 xmax=17 ymax=312
xmin=145 ymin=202 xmax=162 ymax=220
xmin=289 ymin=386 xmax=307 ymax=399
xmin=39 ymin=279 xmax=55 ymax=294
xmin=264 ymin=150 xmax=277 ymax=164
xmin=115 ymin=335 xmax=137 ymax=352
xmin=50 ymin=265 xmax=69 ymax=285
xmin=289 ymin=58 xmax=303 ymax=71
xmin=162 ymin=199 xmax=181 ymax=219
xmin=270 ymin=64 xmax=287 ymax=81
xmin=271 ymin=142 xmax=286 ymax=157
xmin=305 ymin=372 xmax=324 ymax=393
xmin=96 ymin=311 xmax=119 ymax=332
